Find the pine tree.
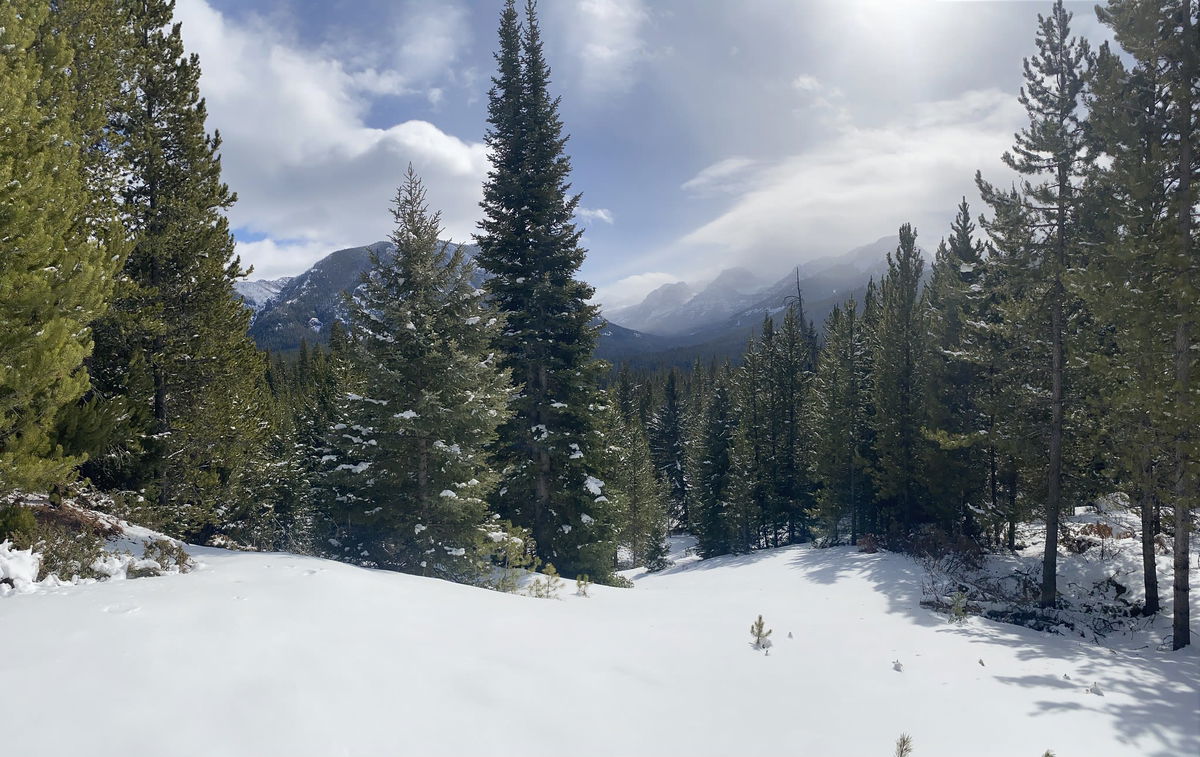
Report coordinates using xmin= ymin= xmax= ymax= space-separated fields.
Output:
xmin=812 ymin=299 xmax=872 ymax=543
xmin=869 ymin=224 xmax=929 ymax=536
xmin=1090 ymin=0 xmax=1197 ymax=646
xmin=978 ymin=0 xmax=1092 ymax=607
xmin=695 ymin=367 xmax=737 ymax=558
xmin=476 ymin=0 xmax=616 ymax=577
xmin=322 ymin=166 xmax=511 ymax=581
xmin=649 ymin=369 xmax=691 ymax=529
xmin=607 ymin=375 xmax=669 ymax=569
xmin=772 ymin=299 xmax=819 ymax=543
xmin=0 ymin=2 xmax=123 ymax=491
xmin=76 ymin=0 xmax=270 ymax=538
xmin=923 ymin=200 xmax=987 ymax=536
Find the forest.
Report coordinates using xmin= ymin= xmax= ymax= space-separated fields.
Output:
xmin=0 ymin=0 xmax=1195 ymax=661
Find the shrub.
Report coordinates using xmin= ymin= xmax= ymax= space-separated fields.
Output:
xmin=27 ymin=520 xmax=106 ymax=582
xmin=527 ymin=563 xmax=563 ymax=599
xmin=0 ymin=506 xmax=37 ymax=543
xmin=142 ymin=538 xmax=194 ymax=573
xmin=858 ymin=533 xmax=879 ymax=553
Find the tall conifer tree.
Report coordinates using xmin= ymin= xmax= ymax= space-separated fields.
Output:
xmin=323 ymin=167 xmax=511 ymax=581
xmin=0 ymin=2 xmax=123 ymax=491
xmin=476 ymin=0 xmax=615 ymax=577
xmin=978 ymin=0 xmax=1091 ymax=607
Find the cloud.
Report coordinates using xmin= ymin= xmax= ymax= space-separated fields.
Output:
xmin=680 ymin=157 xmax=762 ymax=196
xmin=593 ymin=271 xmax=681 ymax=310
xmin=667 ymin=89 xmax=1025 ymax=274
xmin=577 ymin=207 xmax=615 ymax=225
xmin=554 ymin=0 xmax=650 ymax=94
xmin=174 ymin=0 xmax=487 ymax=279
xmin=791 ymin=74 xmax=821 ymax=92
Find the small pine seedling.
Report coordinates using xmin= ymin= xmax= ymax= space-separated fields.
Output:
xmin=575 ymin=574 xmax=591 ymax=597
xmin=527 ymin=563 xmax=563 ymax=599
xmin=750 ymin=614 xmax=773 ymax=649
xmin=948 ymin=590 xmax=969 ymax=624
xmin=894 ymin=733 xmax=914 ymax=757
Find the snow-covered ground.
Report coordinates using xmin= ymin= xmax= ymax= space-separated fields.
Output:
xmin=1 ymin=529 xmax=1196 ymax=756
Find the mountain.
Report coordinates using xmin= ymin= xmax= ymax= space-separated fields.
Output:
xmin=604 ymin=281 xmax=693 ymax=334
xmin=607 ymin=266 xmax=764 ymax=337
xmin=233 ymin=276 xmax=292 ymax=313
xmin=601 ymin=235 xmax=901 ymax=368
xmin=238 ymin=240 xmax=665 ymax=356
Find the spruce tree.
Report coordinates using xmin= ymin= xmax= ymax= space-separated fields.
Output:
xmin=648 ymin=369 xmax=691 ymax=529
xmin=812 ymin=299 xmax=872 ymax=543
xmin=695 ymin=367 xmax=737 ymax=558
xmin=869 ymin=224 xmax=929 ymax=536
xmin=476 ymin=0 xmax=616 ymax=577
xmin=0 ymin=2 xmax=122 ymax=491
xmin=322 ymin=167 xmax=511 ymax=581
xmin=978 ymin=0 xmax=1092 ymax=607
xmin=923 ymin=200 xmax=987 ymax=536
xmin=772 ymin=300 xmax=819 ymax=543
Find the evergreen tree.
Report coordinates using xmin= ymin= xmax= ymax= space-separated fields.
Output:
xmin=476 ymin=0 xmax=616 ymax=577
xmin=607 ymin=374 xmax=669 ymax=568
xmin=812 ymin=299 xmax=872 ymax=543
xmin=74 ymin=0 xmax=270 ymax=538
xmin=923 ymin=200 xmax=988 ymax=536
xmin=695 ymin=367 xmax=737 ymax=558
xmin=978 ymin=0 xmax=1092 ymax=607
xmin=0 ymin=2 xmax=123 ymax=491
xmin=772 ymin=299 xmax=819 ymax=543
xmin=1090 ymin=0 xmax=1197 ymax=646
xmin=648 ymin=369 xmax=691 ymax=529
xmin=322 ymin=167 xmax=511 ymax=581
xmin=869 ymin=224 xmax=929 ymax=536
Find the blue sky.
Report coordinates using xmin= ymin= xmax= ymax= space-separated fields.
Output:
xmin=176 ymin=0 xmax=1111 ymax=307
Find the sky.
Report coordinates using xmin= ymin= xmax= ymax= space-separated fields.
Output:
xmin=175 ymin=0 xmax=1114 ymax=308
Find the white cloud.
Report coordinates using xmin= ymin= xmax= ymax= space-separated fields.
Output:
xmin=791 ymin=74 xmax=821 ymax=92
xmin=174 ymin=0 xmax=487 ymax=280
xmin=667 ymin=89 xmax=1025 ymax=274
xmin=680 ymin=157 xmax=762 ymax=196
xmin=577 ymin=207 xmax=615 ymax=225
xmin=594 ymin=272 xmax=681 ymax=310
xmin=557 ymin=0 xmax=649 ymax=94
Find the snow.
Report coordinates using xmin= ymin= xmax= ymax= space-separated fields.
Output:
xmin=0 ymin=522 xmax=1196 ymax=756
xmin=0 ymin=540 xmax=40 ymax=595
xmin=584 ymin=475 xmax=604 ymax=496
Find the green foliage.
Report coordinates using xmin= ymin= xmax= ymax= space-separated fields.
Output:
xmin=142 ymin=538 xmax=193 ymax=574
xmin=750 ymin=614 xmax=772 ymax=649
xmin=527 ymin=562 xmax=563 ymax=599
xmin=869 ymin=225 xmax=930 ymax=534
xmin=0 ymin=506 xmax=38 ymax=543
xmin=894 ymin=733 xmax=914 ymax=757
xmin=319 ymin=167 xmax=511 ymax=582
xmin=948 ymin=590 xmax=969 ymax=624
xmin=476 ymin=0 xmax=616 ymax=578
xmin=575 ymin=574 xmax=591 ymax=597
xmin=0 ymin=1 xmax=124 ymax=492
xmin=486 ymin=519 xmax=539 ymax=593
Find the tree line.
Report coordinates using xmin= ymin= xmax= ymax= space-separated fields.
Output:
xmin=623 ymin=0 xmax=1195 ymax=650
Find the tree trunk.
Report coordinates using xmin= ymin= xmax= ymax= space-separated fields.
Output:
xmin=1171 ymin=0 xmax=1193 ymax=651
xmin=1042 ymin=291 xmax=1065 ymax=608
xmin=1141 ymin=478 xmax=1160 ymax=615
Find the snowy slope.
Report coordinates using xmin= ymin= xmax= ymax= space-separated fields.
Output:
xmin=2 ymin=535 xmax=1195 ymax=756
xmin=233 ymin=276 xmax=293 ymax=312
